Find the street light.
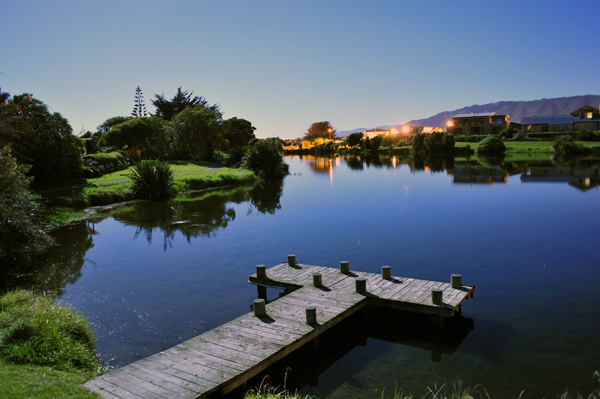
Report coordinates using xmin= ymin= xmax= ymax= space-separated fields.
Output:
xmin=328 ymin=128 xmax=332 ymax=141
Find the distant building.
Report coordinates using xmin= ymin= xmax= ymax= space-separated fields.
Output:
xmin=363 ymin=128 xmax=390 ymax=139
xmin=521 ymin=105 xmax=600 ymax=133
xmin=447 ymin=112 xmax=510 ymax=135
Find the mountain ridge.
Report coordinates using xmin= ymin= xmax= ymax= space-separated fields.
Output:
xmin=337 ymin=95 xmax=600 ymax=136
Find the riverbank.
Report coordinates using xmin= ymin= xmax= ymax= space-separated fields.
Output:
xmin=0 ymin=291 xmax=102 ymax=399
xmin=40 ymin=162 xmax=257 ymax=226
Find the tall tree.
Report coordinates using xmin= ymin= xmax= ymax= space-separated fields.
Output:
xmin=0 ymin=92 xmax=82 ymax=183
xmin=222 ymin=117 xmax=256 ymax=148
xmin=152 ymin=87 xmax=219 ymax=121
xmin=131 ymin=85 xmax=148 ymax=118
xmin=303 ymin=121 xmax=338 ymax=141
xmin=166 ymin=106 xmax=225 ymax=161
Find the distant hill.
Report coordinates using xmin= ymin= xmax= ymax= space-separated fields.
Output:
xmin=338 ymin=95 xmax=600 ymax=135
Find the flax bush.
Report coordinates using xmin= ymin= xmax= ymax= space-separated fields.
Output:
xmin=129 ymin=160 xmax=175 ymax=200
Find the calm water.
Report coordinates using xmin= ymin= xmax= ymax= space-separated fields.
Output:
xmin=24 ymin=156 xmax=600 ymax=397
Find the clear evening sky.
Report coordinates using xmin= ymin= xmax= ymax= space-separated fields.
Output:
xmin=2 ymin=0 xmax=599 ymax=138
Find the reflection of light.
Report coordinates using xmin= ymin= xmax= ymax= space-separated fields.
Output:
xmin=329 ymin=158 xmax=333 ymax=186
xmin=392 ymin=156 xmax=397 ymax=169
xmin=424 ymin=166 xmax=430 ymax=173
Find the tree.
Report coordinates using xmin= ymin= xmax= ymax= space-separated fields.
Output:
xmin=304 ymin=121 xmax=338 ymax=141
xmin=96 ymin=116 xmax=132 ymax=134
xmin=152 ymin=87 xmax=219 ymax=121
xmin=222 ymin=117 xmax=256 ymax=148
xmin=131 ymin=85 xmax=148 ymax=118
xmin=345 ymin=132 xmax=363 ymax=147
xmin=0 ymin=92 xmax=83 ymax=183
xmin=0 ymin=146 xmax=53 ymax=272
xmin=98 ymin=116 xmax=166 ymax=158
xmin=166 ymin=106 xmax=225 ymax=161
xmin=242 ymin=138 xmax=289 ymax=179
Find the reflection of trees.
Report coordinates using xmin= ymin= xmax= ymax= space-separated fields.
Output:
xmin=410 ymin=155 xmax=455 ymax=173
xmin=98 ymin=182 xmax=284 ymax=250
xmin=304 ymin=156 xmax=336 ymax=174
xmin=0 ymin=222 xmax=95 ymax=298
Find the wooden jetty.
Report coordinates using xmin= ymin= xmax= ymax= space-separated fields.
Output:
xmin=86 ymin=256 xmax=475 ymax=398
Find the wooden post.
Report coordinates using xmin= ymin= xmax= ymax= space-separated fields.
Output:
xmin=253 ymin=299 xmax=266 ymax=317
xmin=382 ymin=265 xmax=392 ymax=279
xmin=340 ymin=261 xmax=350 ymax=274
xmin=256 ymin=265 xmax=266 ymax=279
xmin=257 ymin=285 xmax=267 ymax=300
xmin=312 ymin=273 xmax=322 ymax=287
xmin=451 ymin=274 xmax=462 ymax=289
xmin=431 ymin=289 xmax=443 ymax=305
xmin=288 ymin=255 xmax=296 ymax=267
xmin=356 ymin=278 xmax=367 ymax=294
xmin=306 ymin=307 xmax=317 ymax=325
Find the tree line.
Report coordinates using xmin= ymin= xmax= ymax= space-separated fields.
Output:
xmin=0 ymin=87 xmax=261 ymax=185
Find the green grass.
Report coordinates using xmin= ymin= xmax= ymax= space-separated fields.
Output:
xmin=0 ymin=360 xmax=100 ymax=399
xmin=43 ymin=162 xmax=258 ymax=224
xmin=0 ymin=291 xmax=102 ymax=398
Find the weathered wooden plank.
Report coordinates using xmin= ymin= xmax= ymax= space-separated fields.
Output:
xmin=127 ymin=361 xmax=209 ymax=393
xmin=86 ymin=377 xmax=146 ymax=399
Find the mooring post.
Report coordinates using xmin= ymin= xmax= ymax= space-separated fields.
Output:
xmin=288 ymin=255 xmax=296 ymax=267
xmin=340 ymin=261 xmax=350 ymax=274
xmin=306 ymin=307 xmax=317 ymax=325
xmin=382 ymin=265 xmax=392 ymax=279
xmin=257 ymin=286 xmax=267 ymax=300
xmin=431 ymin=288 xmax=443 ymax=305
xmin=256 ymin=265 xmax=266 ymax=279
xmin=253 ymin=299 xmax=266 ymax=317
xmin=451 ymin=274 xmax=462 ymax=289
xmin=312 ymin=273 xmax=322 ymax=287
xmin=356 ymin=278 xmax=367 ymax=294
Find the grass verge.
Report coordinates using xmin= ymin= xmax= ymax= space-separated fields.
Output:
xmin=0 ymin=291 xmax=102 ymax=398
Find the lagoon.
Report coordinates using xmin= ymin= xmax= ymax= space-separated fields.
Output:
xmin=25 ymin=156 xmax=600 ymax=398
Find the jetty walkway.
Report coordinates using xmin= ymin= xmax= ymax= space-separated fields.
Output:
xmin=86 ymin=256 xmax=475 ymax=398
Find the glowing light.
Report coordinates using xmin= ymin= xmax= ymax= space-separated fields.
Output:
xmin=402 ymin=125 xmax=410 ymax=134
xmin=446 ymin=120 xmax=454 ymax=128
xmin=391 ymin=128 xmax=398 ymax=135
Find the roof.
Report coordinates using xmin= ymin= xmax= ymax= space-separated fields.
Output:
xmin=453 ymin=112 xmax=496 ymax=118
xmin=570 ymin=105 xmax=600 ymax=116
xmin=521 ymin=115 xmax=578 ymax=125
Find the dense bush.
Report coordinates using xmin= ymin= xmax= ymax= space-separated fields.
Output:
xmin=476 ymin=136 xmax=506 ymax=156
xmin=82 ymin=151 xmax=128 ymax=177
xmin=454 ymin=135 xmax=488 ymax=143
xmin=412 ymin=133 xmax=454 ymax=156
xmin=551 ymin=135 xmax=592 ymax=158
xmin=242 ymin=139 xmax=289 ymax=179
xmin=0 ymin=93 xmax=83 ymax=183
xmin=0 ymin=146 xmax=53 ymax=272
xmin=129 ymin=160 xmax=175 ymax=200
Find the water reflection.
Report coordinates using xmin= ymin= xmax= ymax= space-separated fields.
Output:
xmin=227 ymin=309 xmax=474 ymax=399
xmin=0 ymin=222 xmax=94 ymax=297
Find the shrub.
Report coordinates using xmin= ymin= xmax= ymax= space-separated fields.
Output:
xmin=129 ymin=160 xmax=175 ymax=200
xmin=0 ymin=146 xmax=53 ymax=271
xmin=242 ymin=139 xmax=289 ymax=179
xmin=551 ymin=135 xmax=592 ymax=158
xmin=83 ymin=151 xmax=128 ymax=177
xmin=476 ymin=136 xmax=506 ymax=156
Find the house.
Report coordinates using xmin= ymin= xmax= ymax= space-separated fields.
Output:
xmin=447 ymin=112 xmax=510 ymax=135
xmin=363 ymin=128 xmax=390 ymax=139
xmin=521 ymin=105 xmax=600 ymax=133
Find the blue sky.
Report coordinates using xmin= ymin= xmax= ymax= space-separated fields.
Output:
xmin=2 ymin=0 xmax=599 ymax=138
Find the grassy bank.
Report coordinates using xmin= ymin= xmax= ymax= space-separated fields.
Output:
xmin=42 ymin=162 xmax=257 ymax=225
xmin=0 ymin=291 xmax=101 ymax=399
